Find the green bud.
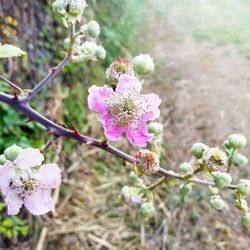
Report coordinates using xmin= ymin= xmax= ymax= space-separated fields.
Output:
xmin=63 ymin=38 xmax=71 ymax=50
xmin=148 ymin=122 xmax=163 ymax=136
xmin=133 ymin=54 xmax=155 ymax=75
xmin=228 ymin=134 xmax=247 ymax=149
xmin=237 ymin=179 xmax=250 ymax=197
xmin=179 ymin=162 xmax=193 ymax=174
xmin=242 ymin=213 xmax=250 ymax=227
xmin=86 ymin=20 xmax=101 ymax=38
xmin=191 ymin=143 xmax=207 ymax=159
xmin=140 ymin=202 xmax=155 ymax=217
xmin=4 ymin=145 xmax=23 ymax=161
xmin=210 ymin=196 xmax=226 ymax=210
xmin=214 ymin=172 xmax=232 ymax=188
xmin=0 ymin=154 xmax=7 ymax=165
xmin=235 ymin=199 xmax=249 ymax=213
xmin=179 ymin=183 xmax=192 ymax=197
xmin=52 ymin=0 xmax=64 ymax=13
xmin=95 ymin=46 xmax=106 ymax=60
xmin=232 ymin=153 xmax=248 ymax=167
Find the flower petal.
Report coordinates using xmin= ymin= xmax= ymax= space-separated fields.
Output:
xmin=38 ymin=164 xmax=61 ymax=189
xmin=88 ymin=85 xmax=114 ymax=113
xmin=4 ymin=189 xmax=23 ymax=215
xmin=125 ymin=122 xmax=153 ymax=147
xmin=102 ymin=113 xmax=124 ymax=141
xmin=24 ymin=190 xmax=55 ymax=215
xmin=116 ymin=74 xmax=142 ymax=93
xmin=0 ymin=161 xmax=15 ymax=194
xmin=142 ymin=93 xmax=161 ymax=121
xmin=14 ymin=148 xmax=44 ymax=168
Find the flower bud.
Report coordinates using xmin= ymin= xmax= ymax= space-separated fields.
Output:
xmin=85 ymin=20 xmax=101 ymax=38
xmin=95 ymin=46 xmax=106 ymax=60
xmin=52 ymin=0 xmax=64 ymax=13
xmin=228 ymin=134 xmax=247 ymax=149
xmin=63 ymin=38 xmax=71 ymax=50
xmin=214 ymin=172 xmax=232 ymax=188
xmin=179 ymin=162 xmax=193 ymax=174
xmin=242 ymin=213 xmax=250 ymax=227
xmin=235 ymin=199 xmax=249 ymax=213
xmin=191 ymin=143 xmax=207 ymax=159
xmin=148 ymin=122 xmax=163 ymax=136
xmin=179 ymin=183 xmax=192 ymax=197
xmin=121 ymin=186 xmax=143 ymax=206
xmin=4 ymin=145 xmax=23 ymax=161
xmin=79 ymin=42 xmax=97 ymax=61
xmin=237 ymin=179 xmax=250 ymax=197
xmin=140 ymin=202 xmax=155 ymax=217
xmin=133 ymin=54 xmax=155 ymax=75
xmin=210 ymin=196 xmax=226 ymax=210
xmin=0 ymin=154 xmax=7 ymax=165
xmin=232 ymin=153 xmax=248 ymax=167
xmin=134 ymin=150 xmax=160 ymax=175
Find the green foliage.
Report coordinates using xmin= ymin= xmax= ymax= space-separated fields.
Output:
xmin=0 ymin=203 xmax=29 ymax=239
xmin=0 ymin=44 xmax=26 ymax=59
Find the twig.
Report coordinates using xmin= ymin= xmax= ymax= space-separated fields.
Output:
xmin=0 ymin=91 xmax=237 ymax=190
xmin=0 ymin=74 xmax=22 ymax=94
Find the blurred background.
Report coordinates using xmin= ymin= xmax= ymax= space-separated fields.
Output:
xmin=1 ymin=0 xmax=250 ymax=249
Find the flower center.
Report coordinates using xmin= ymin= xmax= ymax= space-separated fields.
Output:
xmin=109 ymin=94 xmax=140 ymax=127
xmin=10 ymin=170 xmax=40 ymax=198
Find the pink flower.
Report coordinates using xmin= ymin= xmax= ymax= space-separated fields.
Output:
xmin=88 ymin=74 xmax=161 ymax=147
xmin=0 ymin=148 xmax=61 ymax=216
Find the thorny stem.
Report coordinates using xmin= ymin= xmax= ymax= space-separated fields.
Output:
xmin=0 ymin=91 xmax=237 ymax=190
xmin=0 ymin=74 xmax=23 ymax=94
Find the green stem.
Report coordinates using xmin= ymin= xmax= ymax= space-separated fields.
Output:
xmin=147 ymin=177 xmax=166 ymax=191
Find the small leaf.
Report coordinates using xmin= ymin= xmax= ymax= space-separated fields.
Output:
xmin=0 ymin=44 xmax=26 ymax=59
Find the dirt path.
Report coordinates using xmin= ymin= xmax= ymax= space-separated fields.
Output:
xmin=145 ymin=1 xmax=250 ymax=249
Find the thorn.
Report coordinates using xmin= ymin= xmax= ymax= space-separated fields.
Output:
xmin=24 ymin=117 xmax=33 ymax=123
xmin=50 ymin=67 xmax=57 ymax=74
xmin=71 ymin=123 xmax=80 ymax=136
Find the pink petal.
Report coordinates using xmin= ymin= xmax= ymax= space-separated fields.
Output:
xmin=125 ymin=122 xmax=153 ymax=147
xmin=142 ymin=93 xmax=161 ymax=121
xmin=5 ymin=189 xmax=23 ymax=215
xmin=115 ymin=74 xmax=142 ymax=94
xmin=88 ymin=85 xmax=114 ymax=113
xmin=24 ymin=190 xmax=55 ymax=215
xmin=14 ymin=148 xmax=44 ymax=169
xmin=38 ymin=164 xmax=61 ymax=189
xmin=0 ymin=161 xmax=15 ymax=194
xmin=102 ymin=113 xmax=124 ymax=141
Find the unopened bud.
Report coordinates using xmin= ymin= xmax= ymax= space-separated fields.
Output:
xmin=179 ymin=183 xmax=192 ymax=197
xmin=242 ymin=213 xmax=250 ymax=228
xmin=63 ymin=38 xmax=71 ymax=50
xmin=237 ymin=179 xmax=250 ymax=197
xmin=232 ymin=153 xmax=248 ymax=167
xmin=121 ymin=186 xmax=143 ymax=206
xmin=95 ymin=46 xmax=106 ymax=60
xmin=191 ymin=143 xmax=207 ymax=159
xmin=235 ymin=199 xmax=249 ymax=213
xmin=179 ymin=162 xmax=193 ymax=174
xmin=210 ymin=196 xmax=226 ymax=210
xmin=148 ymin=122 xmax=163 ymax=136
xmin=140 ymin=202 xmax=155 ymax=217
xmin=4 ymin=145 xmax=23 ymax=161
xmin=133 ymin=54 xmax=155 ymax=75
xmin=0 ymin=154 xmax=7 ymax=165
xmin=85 ymin=20 xmax=100 ymax=38
xmin=214 ymin=172 xmax=232 ymax=188
xmin=228 ymin=134 xmax=247 ymax=149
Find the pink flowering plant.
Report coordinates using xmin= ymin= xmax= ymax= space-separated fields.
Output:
xmin=0 ymin=0 xmax=250 ymax=241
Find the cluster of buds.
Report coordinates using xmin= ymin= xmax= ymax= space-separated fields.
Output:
xmin=52 ymin=0 xmax=87 ymax=25
xmin=106 ymin=54 xmax=155 ymax=86
xmin=70 ymin=20 xmax=106 ymax=62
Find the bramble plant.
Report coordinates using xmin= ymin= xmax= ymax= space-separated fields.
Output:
xmin=1 ymin=0 xmax=250 ymax=234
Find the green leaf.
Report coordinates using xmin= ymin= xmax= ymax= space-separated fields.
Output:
xmin=0 ymin=44 xmax=26 ymax=59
